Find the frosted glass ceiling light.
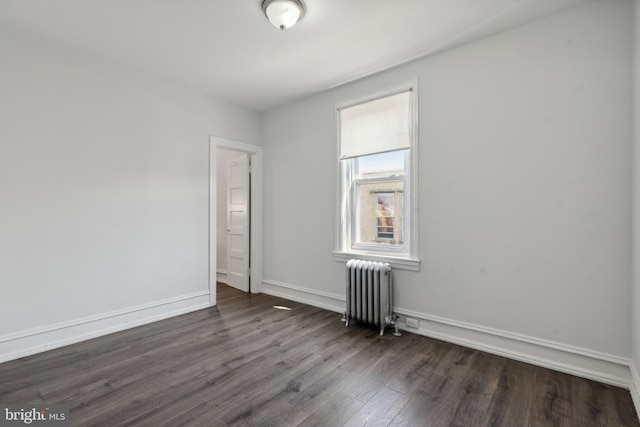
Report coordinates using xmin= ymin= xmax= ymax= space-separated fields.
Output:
xmin=262 ymin=0 xmax=305 ymax=31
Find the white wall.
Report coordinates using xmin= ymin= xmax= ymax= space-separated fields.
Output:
xmin=632 ymin=0 xmax=640 ymax=413
xmin=0 ymin=27 xmax=261 ymax=360
xmin=262 ymin=0 xmax=634 ymax=385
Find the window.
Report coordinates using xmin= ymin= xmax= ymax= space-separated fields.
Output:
xmin=334 ymin=83 xmax=419 ymax=271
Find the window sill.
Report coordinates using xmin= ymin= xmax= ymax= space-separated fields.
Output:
xmin=333 ymin=251 xmax=421 ymax=272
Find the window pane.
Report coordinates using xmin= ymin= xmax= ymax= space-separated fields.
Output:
xmin=357 ymin=150 xmax=405 ymax=179
xmin=356 ymin=183 xmax=404 ymax=245
xmin=376 ymin=193 xmax=394 ymax=239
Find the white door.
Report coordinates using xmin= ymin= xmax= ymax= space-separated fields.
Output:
xmin=226 ymin=153 xmax=250 ymax=292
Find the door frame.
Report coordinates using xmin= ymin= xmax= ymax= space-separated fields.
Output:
xmin=209 ymin=136 xmax=263 ymax=306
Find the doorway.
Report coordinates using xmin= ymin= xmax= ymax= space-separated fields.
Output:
xmin=209 ymin=137 xmax=263 ymax=306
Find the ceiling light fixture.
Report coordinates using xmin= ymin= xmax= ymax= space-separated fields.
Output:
xmin=262 ymin=0 xmax=305 ymax=31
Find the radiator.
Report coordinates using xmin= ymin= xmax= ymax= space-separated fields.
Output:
xmin=344 ymin=259 xmax=394 ymax=336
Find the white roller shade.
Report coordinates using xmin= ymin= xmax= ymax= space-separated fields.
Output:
xmin=339 ymin=90 xmax=412 ymax=160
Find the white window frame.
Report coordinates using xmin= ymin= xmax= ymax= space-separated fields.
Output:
xmin=333 ymin=80 xmax=420 ymax=272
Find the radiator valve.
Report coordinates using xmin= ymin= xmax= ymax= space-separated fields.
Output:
xmin=391 ymin=314 xmax=402 ymax=337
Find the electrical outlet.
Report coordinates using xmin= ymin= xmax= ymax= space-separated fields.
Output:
xmin=406 ymin=317 xmax=419 ymax=328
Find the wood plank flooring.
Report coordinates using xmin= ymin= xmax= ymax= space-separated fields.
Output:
xmin=1 ymin=283 xmax=638 ymax=426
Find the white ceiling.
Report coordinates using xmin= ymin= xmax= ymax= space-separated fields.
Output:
xmin=0 ymin=0 xmax=595 ymax=111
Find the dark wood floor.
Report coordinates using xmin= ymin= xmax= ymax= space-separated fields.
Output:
xmin=1 ymin=284 xmax=638 ymax=426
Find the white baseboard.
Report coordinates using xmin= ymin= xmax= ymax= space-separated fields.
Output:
xmin=261 ymin=279 xmax=632 ymax=388
xmin=216 ymin=269 xmax=228 ymax=284
xmin=0 ymin=290 xmax=210 ymax=364
xmin=262 ymin=280 xmax=344 ymax=313
xmin=631 ymin=362 xmax=640 ymax=418
xmin=395 ymin=308 xmax=631 ymax=388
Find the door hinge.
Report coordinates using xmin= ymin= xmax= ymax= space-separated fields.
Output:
xmin=248 ymin=267 xmax=251 ymax=277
